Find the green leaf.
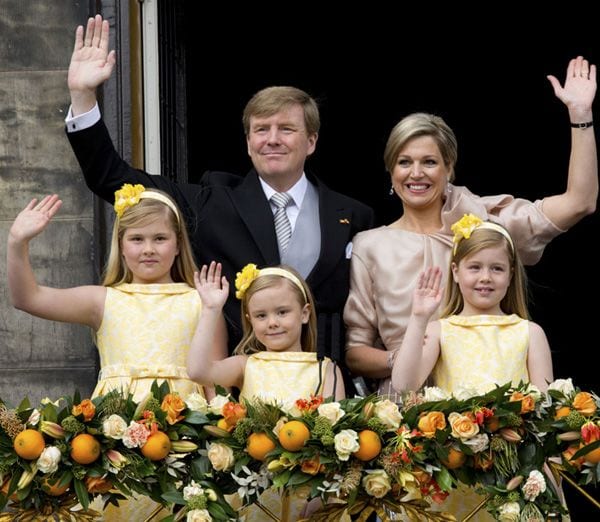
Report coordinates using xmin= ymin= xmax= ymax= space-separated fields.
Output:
xmin=287 ymin=470 xmax=312 ymax=486
xmin=161 ymin=490 xmax=185 ymax=505
xmin=73 ymin=477 xmax=90 ymax=510
xmin=184 ymin=411 xmax=210 ymax=425
xmin=272 ymin=470 xmax=291 ymax=488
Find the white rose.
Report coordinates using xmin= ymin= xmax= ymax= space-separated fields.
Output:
xmin=462 ymin=433 xmax=489 ymax=453
xmin=498 ymin=501 xmax=520 ymax=522
xmin=208 ymin=395 xmax=230 ymax=415
xmin=422 ymin=386 xmax=450 ymax=402
xmin=37 ymin=446 xmax=62 ymax=474
xmin=207 ymin=442 xmax=235 ymax=471
xmin=374 ymin=400 xmax=402 ymax=430
xmin=334 ymin=429 xmax=359 ymax=461
xmin=547 ymin=378 xmax=575 ymax=397
xmin=187 ymin=509 xmax=212 ymax=522
xmin=362 ymin=469 xmax=391 ymax=498
xmin=453 ymin=385 xmax=479 ymax=401
xmin=317 ymin=402 xmax=345 ymax=425
xmin=186 ymin=393 xmax=209 ymax=413
xmin=183 ymin=480 xmax=204 ymax=501
xmin=102 ymin=414 xmax=128 ymax=439
xmin=27 ymin=409 xmax=41 ymax=426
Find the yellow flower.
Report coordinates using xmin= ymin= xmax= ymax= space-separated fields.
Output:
xmin=235 ymin=263 xmax=260 ymax=299
xmin=114 ymin=183 xmax=146 ymax=217
xmin=451 ymin=213 xmax=483 ymax=250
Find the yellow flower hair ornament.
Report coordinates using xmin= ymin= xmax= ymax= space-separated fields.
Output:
xmin=113 ymin=183 xmax=181 ymax=223
xmin=114 ymin=183 xmax=146 ymax=217
xmin=235 ymin=263 xmax=308 ymax=301
xmin=450 ymin=213 xmax=514 ymax=255
xmin=235 ymin=263 xmax=261 ymax=299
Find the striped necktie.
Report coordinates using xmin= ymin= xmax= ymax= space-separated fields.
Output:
xmin=271 ymin=192 xmax=292 ymax=253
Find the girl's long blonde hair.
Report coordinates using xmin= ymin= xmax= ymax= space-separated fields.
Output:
xmin=441 ymin=227 xmax=529 ymax=319
xmin=234 ymin=265 xmax=317 ymax=355
xmin=102 ymin=190 xmax=198 ymax=287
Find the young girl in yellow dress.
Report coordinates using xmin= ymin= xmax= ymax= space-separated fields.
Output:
xmin=7 ymin=184 xmax=212 ymax=521
xmin=188 ymin=261 xmax=345 ymax=520
xmin=391 ymin=214 xmax=554 ymax=521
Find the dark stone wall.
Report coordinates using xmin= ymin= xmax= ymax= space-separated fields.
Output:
xmin=0 ymin=2 xmax=98 ymax=405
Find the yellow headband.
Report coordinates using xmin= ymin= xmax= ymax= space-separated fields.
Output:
xmin=451 ymin=214 xmax=514 ymax=255
xmin=235 ymin=263 xmax=307 ymax=301
xmin=114 ymin=183 xmax=180 ymax=223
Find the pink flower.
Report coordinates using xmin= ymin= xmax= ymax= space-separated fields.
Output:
xmin=521 ymin=470 xmax=546 ymax=501
xmin=122 ymin=421 xmax=150 ymax=448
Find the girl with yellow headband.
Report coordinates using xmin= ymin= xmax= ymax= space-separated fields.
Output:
xmin=187 ymin=261 xmax=345 ymax=520
xmin=7 ymin=184 xmax=214 ymax=521
xmin=391 ymin=214 xmax=554 ymax=521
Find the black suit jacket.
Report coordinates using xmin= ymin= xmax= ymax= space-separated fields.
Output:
xmin=67 ymin=119 xmax=374 ymax=362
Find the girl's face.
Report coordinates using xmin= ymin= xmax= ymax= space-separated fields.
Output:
xmin=246 ymin=280 xmax=310 ymax=353
xmin=391 ymin=135 xmax=450 ymax=212
xmin=120 ymin=216 xmax=179 ymax=284
xmin=451 ymin=244 xmax=512 ymax=315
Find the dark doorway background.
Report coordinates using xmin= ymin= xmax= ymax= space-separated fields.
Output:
xmin=178 ymin=7 xmax=598 ymax=516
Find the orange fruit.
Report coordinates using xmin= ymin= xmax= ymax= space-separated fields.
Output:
xmin=581 ymin=443 xmax=600 ymax=464
xmin=70 ymin=433 xmax=101 ymax=465
xmin=278 ymin=420 xmax=310 ymax=452
xmin=43 ymin=477 xmax=71 ymax=496
xmin=555 ymin=406 xmax=571 ymax=420
xmin=141 ymin=431 xmax=172 ymax=461
xmin=247 ymin=432 xmax=276 ymax=461
xmin=353 ymin=429 xmax=382 ymax=461
xmin=441 ymin=447 xmax=466 ymax=469
xmin=13 ymin=429 xmax=45 ymax=460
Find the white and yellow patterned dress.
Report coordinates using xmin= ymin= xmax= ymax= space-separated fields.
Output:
xmin=92 ymin=283 xmax=204 ymax=522
xmin=238 ymin=351 xmax=332 ymax=522
xmin=431 ymin=314 xmax=529 ymax=522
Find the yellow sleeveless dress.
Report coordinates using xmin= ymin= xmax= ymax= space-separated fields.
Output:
xmin=238 ymin=351 xmax=332 ymax=522
xmin=92 ymin=283 xmax=205 ymax=522
xmin=431 ymin=314 xmax=529 ymax=522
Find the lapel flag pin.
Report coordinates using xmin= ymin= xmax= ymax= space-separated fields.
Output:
xmin=339 ymin=218 xmax=350 ymax=224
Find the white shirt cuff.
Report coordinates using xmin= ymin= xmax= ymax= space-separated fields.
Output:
xmin=65 ymin=103 xmax=101 ymax=132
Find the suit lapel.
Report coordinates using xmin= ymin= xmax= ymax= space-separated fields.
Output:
xmin=229 ymin=171 xmax=280 ymax=265
xmin=307 ymin=177 xmax=353 ymax=288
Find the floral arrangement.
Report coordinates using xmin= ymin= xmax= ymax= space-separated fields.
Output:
xmin=0 ymin=382 xmax=236 ymax=521
xmin=2 ymin=380 xmax=599 ymax=521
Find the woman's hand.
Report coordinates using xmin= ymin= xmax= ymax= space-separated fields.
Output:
xmin=547 ymin=56 xmax=596 ymax=117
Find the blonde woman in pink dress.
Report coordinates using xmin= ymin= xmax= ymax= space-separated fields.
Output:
xmin=344 ymin=56 xmax=597 ymax=398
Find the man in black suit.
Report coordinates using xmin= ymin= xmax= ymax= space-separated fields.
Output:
xmin=66 ymin=15 xmax=374 ymax=370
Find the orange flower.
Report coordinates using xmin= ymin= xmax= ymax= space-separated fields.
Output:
xmin=417 ymin=411 xmax=446 ymax=438
xmin=72 ymin=399 xmax=96 ymax=421
xmin=161 ymin=393 xmax=186 ymax=425
xmin=581 ymin=421 xmax=600 ymax=444
xmin=300 ymin=456 xmax=321 ymax=475
xmin=448 ymin=412 xmax=479 ymax=439
xmin=85 ymin=476 xmax=113 ymax=494
xmin=509 ymin=392 xmax=535 ymax=414
xmin=295 ymin=395 xmax=324 ymax=413
xmin=222 ymin=402 xmax=247 ymax=427
xmin=572 ymin=392 xmax=597 ymax=416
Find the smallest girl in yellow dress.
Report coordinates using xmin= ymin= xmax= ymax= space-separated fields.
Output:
xmin=188 ymin=261 xmax=345 ymax=520
xmin=391 ymin=214 xmax=555 ymax=521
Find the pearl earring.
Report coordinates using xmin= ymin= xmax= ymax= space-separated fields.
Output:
xmin=389 ymin=185 xmax=394 ymax=196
